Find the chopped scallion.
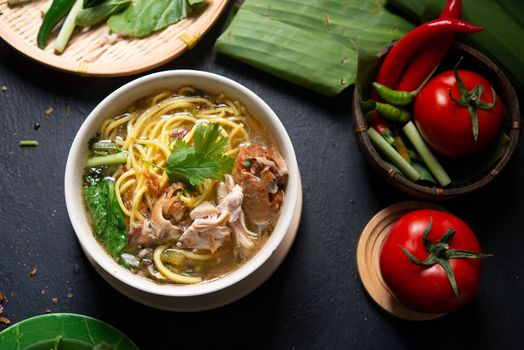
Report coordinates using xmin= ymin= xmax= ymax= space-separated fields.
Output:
xmin=402 ymin=122 xmax=451 ymax=187
xmin=368 ymin=127 xmax=420 ymax=182
xmin=85 ymin=151 xmax=128 ymax=168
xmin=19 ymin=140 xmax=39 ymax=147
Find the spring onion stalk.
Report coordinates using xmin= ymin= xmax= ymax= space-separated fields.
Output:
xmin=85 ymin=151 xmax=128 ymax=168
xmin=368 ymin=127 xmax=420 ymax=182
xmin=54 ymin=0 xmax=83 ymax=54
xmin=153 ymin=246 xmax=202 ymax=284
xmin=91 ymin=141 xmax=120 ymax=153
xmin=120 ymin=253 xmax=139 ymax=268
xmin=402 ymin=121 xmax=451 ymax=187
xmin=19 ymin=140 xmax=39 ymax=147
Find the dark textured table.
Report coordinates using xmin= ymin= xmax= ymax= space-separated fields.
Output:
xmin=1 ymin=7 xmax=523 ymax=350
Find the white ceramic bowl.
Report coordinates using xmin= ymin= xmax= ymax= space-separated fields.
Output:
xmin=65 ymin=70 xmax=302 ymax=311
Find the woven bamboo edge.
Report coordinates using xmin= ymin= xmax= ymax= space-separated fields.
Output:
xmin=351 ymin=42 xmax=521 ymax=201
xmin=356 ymin=201 xmax=446 ymax=321
xmin=0 ymin=0 xmax=228 ymax=76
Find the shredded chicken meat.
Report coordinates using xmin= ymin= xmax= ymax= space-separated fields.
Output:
xmin=179 ymin=175 xmax=258 ymax=257
xmin=232 ymin=144 xmax=287 ymax=228
xmin=128 ymin=144 xmax=287 ymax=260
xmin=129 ymin=184 xmax=186 ymax=246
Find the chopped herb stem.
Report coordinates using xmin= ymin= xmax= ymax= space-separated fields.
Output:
xmin=19 ymin=140 xmax=39 ymax=147
xmin=86 ymin=151 xmax=128 ymax=168
xmin=403 ymin=122 xmax=451 ymax=187
xmin=368 ymin=127 xmax=420 ymax=182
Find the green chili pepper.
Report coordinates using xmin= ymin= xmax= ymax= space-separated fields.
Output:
xmin=37 ymin=0 xmax=76 ymax=49
xmin=360 ymin=99 xmax=377 ymax=114
xmin=375 ymin=102 xmax=411 ymax=123
xmin=372 ymin=82 xmax=417 ymax=106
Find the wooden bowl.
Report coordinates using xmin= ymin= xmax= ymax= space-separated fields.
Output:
xmin=356 ymin=201 xmax=447 ymax=321
xmin=352 ymin=42 xmax=521 ymax=200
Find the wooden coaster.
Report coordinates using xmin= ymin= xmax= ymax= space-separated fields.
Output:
xmin=356 ymin=201 xmax=447 ymax=321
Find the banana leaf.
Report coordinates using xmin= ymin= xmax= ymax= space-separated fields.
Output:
xmin=215 ymin=8 xmax=356 ymax=96
xmin=215 ymin=0 xmax=414 ymax=96
xmin=241 ymin=0 xmax=414 ymax=54
xmin=387 ymin=0 xmax=524 ymax=98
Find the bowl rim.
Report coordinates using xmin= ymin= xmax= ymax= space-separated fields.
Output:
xmin=65 ymin=69 xmax=301 ymax=297
xmin=352 ymin=42 xmax=521 ymax=200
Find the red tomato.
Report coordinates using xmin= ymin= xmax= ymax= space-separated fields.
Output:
xmin=414 ymin=69 xmax=503 ymax=158
xmin=379 ymin=209 xmax=485 ymax=314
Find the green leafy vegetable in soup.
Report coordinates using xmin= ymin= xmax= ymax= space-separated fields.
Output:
xmin=84 ymin=174 xmax=127 ymax=258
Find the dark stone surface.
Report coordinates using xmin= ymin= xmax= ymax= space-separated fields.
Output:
xmin=1 ymin=7 xmax=523 ymax=350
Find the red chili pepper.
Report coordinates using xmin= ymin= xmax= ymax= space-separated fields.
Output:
xmin=374 ymin=18 xmax=483 ymax=92
xmin=440 ymin=0 xmax=462 ymax=18
xmin=396 ymin=0 xmax=462 ymax=92
xmin=370 ymin=112 xmax=395 ymax=145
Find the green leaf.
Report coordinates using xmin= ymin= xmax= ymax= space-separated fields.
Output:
xmin=356 ymin=45 xmax=382 ymax=101
xmin=412 ymin=162 xmax=437 ymax=184
xmin=442 ymin=131 xmax=509 ymax=185
xmin=215 ymin=1 xmax=413 ymax=96
xmin=84 ymin=178 xmax=109 ymax=238
xmin=106 ymin=180 xmax=127 ymax=258
xmin=386 ymin=160 xmax=437 ymax=184
xmin=77 ymin=0 xmax=131 ymax=28
xmin=193 ymin=123 xmax=228 ymax=157
xmin=84 ymin=0 xmax=106 ymax=7
xmin=84 ymin=177 xmax=127 ymax=258
xmin=241 ymin=0 xmax=414 ymax=53
xmin=167 ymin=152 xmax=234 ymax=186
xmin=166 ymin=124 xmax=235 ymax=186
xmin=168 ymin=139 xmax=194 ymax=163
xmin=108 ymin=0 xmax=205 ymax=38
xmin=216 ymin=8 xmax=357 ymax=97
xmin=0 ymin=314 xmax=138 ymax=349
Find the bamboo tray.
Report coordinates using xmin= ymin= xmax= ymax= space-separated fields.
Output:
xmin=0 ymin=0 xmax=228 ymax=76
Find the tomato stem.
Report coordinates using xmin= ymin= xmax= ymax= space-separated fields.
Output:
xmin=400 ymin=216 xmax=491 ymax=298
xmin=448 ymin=57 xmax=498 ymax=141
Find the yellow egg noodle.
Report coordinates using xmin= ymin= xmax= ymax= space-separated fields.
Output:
xmin=96 ymin=87 xmax=252 ymax=283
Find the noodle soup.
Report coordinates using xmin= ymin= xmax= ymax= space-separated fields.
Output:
xmin=83 ymin=87 xmax=287 ymax=284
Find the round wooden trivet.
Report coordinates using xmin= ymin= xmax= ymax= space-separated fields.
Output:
xmin=356 ymin=201 xmax=447 ymax=321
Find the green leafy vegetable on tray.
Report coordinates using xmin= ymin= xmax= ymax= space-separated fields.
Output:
xmin=215 ymin=0 xmax=414 ymax=96
xmin=76 ymin=0 xmax=131 ymax=27
xmin=33 ymin=0 xmax=204 ymax=53
xmin=108 ymin=0 xmax=204 ymax=38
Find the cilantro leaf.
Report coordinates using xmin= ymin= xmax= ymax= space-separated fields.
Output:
xmin=193 ymin=122 xmax=229 ymax=157
xmin=166 ymin=123 xmax=235 ymax=186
